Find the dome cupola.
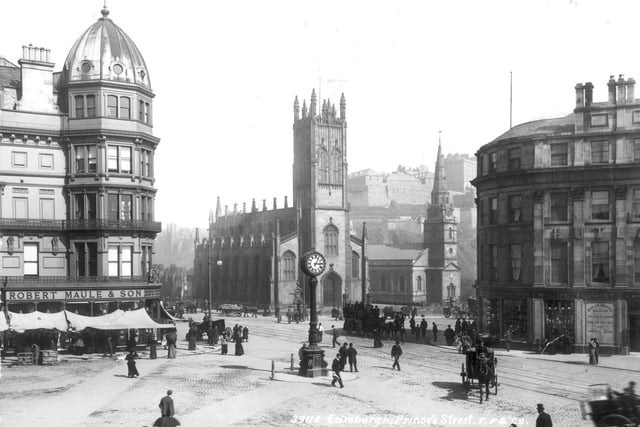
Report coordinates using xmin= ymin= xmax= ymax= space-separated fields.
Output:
xmin=60 ymin=6 xmax=151 ymax=91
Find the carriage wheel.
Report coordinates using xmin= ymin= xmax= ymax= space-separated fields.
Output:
xmin=598 ymin=414 xmax=634 ymax=426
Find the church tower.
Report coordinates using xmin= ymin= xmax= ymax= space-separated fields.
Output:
xmin=293 ymin=90 xmax=357 ymax=307
xmin=424 ymin=138 xmax=460 ymax=304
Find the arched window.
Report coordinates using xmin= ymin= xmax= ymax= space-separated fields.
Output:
xmin=449 ymin=227 xmax=453 ymax=239
xmin=381 ymin=275 xmax=386 ymax=291
xmin=282 ymin=251 xmax=296 ymax=280
xmin=399 ymin=276 xmax=406 ymax=292
xmin=351 ymin=252 xmax=360 ymax=278
xmin=318 ymin=148 xmax=329 ymax=183
xmin=324 ymin=224 xmax=339 ymax=255
xmin=331 ymin=149 xmax=342 ymax=184
xmin=417 ymin=276 xmax=422 ymax=291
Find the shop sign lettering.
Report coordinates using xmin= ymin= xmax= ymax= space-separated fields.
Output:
xmin=586 ymin=302 xmax=615 ymax=345
xmin=8 ymin=289 xmax=145 ymax=301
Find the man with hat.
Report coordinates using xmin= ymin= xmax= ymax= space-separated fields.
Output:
xmin=535 ymin=403 xmax=552 ymax=427
xmin=159 ymin=390 xmax=175 ymax=417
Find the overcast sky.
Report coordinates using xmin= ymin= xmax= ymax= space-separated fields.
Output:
xmin=2 ymin=0 xmax=640 ymax=229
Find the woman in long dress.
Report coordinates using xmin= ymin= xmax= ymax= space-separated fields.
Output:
xmin=125 ymin=350 xmax=139 ymax=377
xmin=234 ymin=330 xmax=244 ymax=356
xmin=166 ymin=330 xmax=177 ymax=359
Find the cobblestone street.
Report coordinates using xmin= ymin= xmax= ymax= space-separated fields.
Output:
xmin=2 ymin=313 xmax=638 ymax=426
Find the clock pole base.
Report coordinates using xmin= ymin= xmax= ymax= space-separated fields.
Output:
xmin=298 ymin=346 xmax=328 ymax=377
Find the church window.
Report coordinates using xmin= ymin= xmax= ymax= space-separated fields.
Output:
xmin=282 ymin=251 xmax=296 ymax=280
xmin=417 ymin=276 xmax=422 ymax=291
xmin=324 ymin=224 xmax=339 ymax=255
xmin=318 ymin=148 xmax=329 ymax=183
xmin=448 ymin=227 xmax=453 ymax=239
xmin=352 ymin=252 xmax=360 ymax=278
xmin=331 ymin=149 xmax=342 ymax=183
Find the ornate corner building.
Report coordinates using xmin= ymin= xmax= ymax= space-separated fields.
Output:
xmin=0 ymin=7 xmax=161 ymax=315
xmin=473 ymin=75 xmax=640 ymax=353
xmin=192 ymin=91 xmax=367 ymax=309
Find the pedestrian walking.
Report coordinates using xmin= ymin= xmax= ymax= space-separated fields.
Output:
xmin=589 ymin=338 xmax=599 ymax=365
xmin=318 ymin=323 xmax=324 ymax=343
xmin=331 ymin=353 xmax=344 ymax=388
xmin=242 ymin=326 xmax=249 ymax=342
xmin=106 ymin=335 xmax=114 ymax=357
xmin=153 ymin=389 xmax=181 ymax=427
xmin=391 ymin=340 xmax=403 ymax=370
xmin=505 ymin=329 xmax=513 ymax=352
xmin=339 ymin=342 xmax=348 ymax=370
xmin=207 ymin=325 xmax=216 ymax=346
xmin=221 ymin=335 xmax=228 ymax=355
xmin=332 ymin=325 xmax=339 ymax=348
xmin=166 ymin=330 xmax=177 ymax=359
xmin=235 ymin=333 xmax=244 ymax=356
xmin=420 ymin=317 xmax=427 ymax=339
xmin=432 ymin=322 xmax=438 ymax=342
xmin=535 ymin=403 xmax=552 ymax=427
xmin=347 ymin=343 xmax=358 ymax=372
xmin=125 ymin=350 xmax=139 ymax=378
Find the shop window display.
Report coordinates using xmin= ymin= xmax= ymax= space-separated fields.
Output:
xmin=503 ymin=299 xmax=527 ymax=341
xmin=483 ymin=299 xmax=500 ymax=337
xmin=544 ymin=300 xmax=574 ymax=342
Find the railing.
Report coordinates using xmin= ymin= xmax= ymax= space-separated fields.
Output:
xmin=0 ymin=219 xmax=161 ymax=233
xmin=3 ymin=275 xmax=151 ymax=285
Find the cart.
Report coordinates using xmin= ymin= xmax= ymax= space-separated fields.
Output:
xmin=460 ymin=349 xmax=498 ymax=403
xmin=581 ymin=383 xmax=639 ymax=426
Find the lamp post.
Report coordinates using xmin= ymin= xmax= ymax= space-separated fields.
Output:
xmin=207 ymin=240 xmax=223 ymax=329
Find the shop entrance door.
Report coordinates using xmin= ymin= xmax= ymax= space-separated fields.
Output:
xmin=629 ymin=314 xmax=640 ymax=352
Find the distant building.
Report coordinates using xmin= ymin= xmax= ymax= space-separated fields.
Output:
xmin=0 ymin=7 xmax=162 ymax=316
xmin=348 ymin=167 xmax=433 ymax=208
xmin=192 ymin=91 xmax=366 ymax=309
xmin=473 ymin=74 xmax=640 ymax=354
xmin=444 ymin=153 xmax=477 ymax=194
xmin=367 ymin=245 xmax=427 ymax=305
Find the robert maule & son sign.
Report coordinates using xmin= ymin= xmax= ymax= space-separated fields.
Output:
xmin=7 ymin=289 xmax=150 ymax=301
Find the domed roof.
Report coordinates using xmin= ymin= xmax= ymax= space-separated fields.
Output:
xmin=61 ymin=7 xmax=151 ymax=91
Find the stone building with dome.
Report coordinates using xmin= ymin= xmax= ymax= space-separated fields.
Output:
xmin=473 ymin=74 xmax=640 ymax=354
xmin=0 ymin=7 xmax=162 ymax=316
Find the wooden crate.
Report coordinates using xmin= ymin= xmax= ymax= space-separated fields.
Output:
xmin=41 ymin=350 xmax=58 ymax=365
xmin=17 ymin=352 xmax=33 ymax=366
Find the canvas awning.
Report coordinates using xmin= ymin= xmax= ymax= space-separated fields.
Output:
xmin=159 ymin=301 xmax=181 ymax=322
xmin=0 ymin=312 xmax=8 ymax=332
xmin=7 ymin=308 xmax=172 ymax=333
xmin=8 ymin=311 xmax=69 ymax=333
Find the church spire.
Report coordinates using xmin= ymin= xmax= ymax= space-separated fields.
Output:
xmin=431 ymin=131 xmax=450 ymax=206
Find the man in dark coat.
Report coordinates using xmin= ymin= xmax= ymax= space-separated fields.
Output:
xmin=159 ymin=390 xmax=175 ymax=417
xmin=420 ymin=317 xmax=428 ymax=339
xmin=125 ymin=350 xmax=139 ymax=378
xmin=444 ymin=325 xmax=455 ymax=346
xmin=339 ymin=342 xmax=348 ymax=370
xmin=347 ymin=343 xmax=358 ymax=372
xmin=432 ymin=322 xmax=438 ymax=342
xmin=535 ymin=403 xmax=552 ymax=427
xmin=330 ymin=354 xmax=344 ymax=388
xmin=391 ymin=340 xmax=403 ymax=371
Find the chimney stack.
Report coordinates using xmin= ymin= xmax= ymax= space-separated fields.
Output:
xmin=617 ymin=74 xmax=627 ymax=105
xmin=608 ymin=75 xmax=617 ymax=104
xmin=575 ymin=83 xmax=585 ymax=108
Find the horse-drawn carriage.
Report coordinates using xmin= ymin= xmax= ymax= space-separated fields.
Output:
xmin=460 ymin=348 xmax=498 ymax=403
xmin=581 ymin=383 xmax=640 ymax=426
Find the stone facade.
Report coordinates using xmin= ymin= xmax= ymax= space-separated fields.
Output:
xmin=0 ymin=7 xmax=162 ymax=316
xmin=473 ymin=74 xmax=640 ymax=354
xmin=192 ymin=91 xmax=366 ymax=310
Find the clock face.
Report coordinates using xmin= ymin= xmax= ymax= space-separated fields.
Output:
xmin=303 ymin=251 xmax=326 ymax=276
